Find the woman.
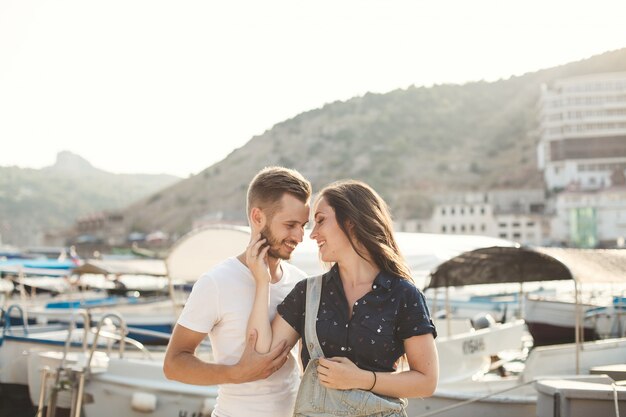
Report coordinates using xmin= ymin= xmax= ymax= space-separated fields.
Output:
xmin=247 ymin=180 xmax=438 ymax=416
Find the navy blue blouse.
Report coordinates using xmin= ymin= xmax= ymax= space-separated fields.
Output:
xmin=277 ymin=264 xmax=437 ymax=372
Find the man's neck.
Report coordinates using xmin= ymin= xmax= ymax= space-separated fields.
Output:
xmin=266 ymin=256 xmax=283 ymax=284
xmin=237 ymin=252 xmax=284 ymax=284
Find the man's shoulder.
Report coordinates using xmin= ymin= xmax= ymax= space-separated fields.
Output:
xmin=196 ymin=257 xmax=247 ymax=285
xmin=283 ymin=261 xmax=307 ymax=278
xmin=208 ymin=256 xmax=247 ymax=275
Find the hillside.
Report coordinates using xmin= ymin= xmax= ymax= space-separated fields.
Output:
xmin=0 ymin=151 xmax=180 ymax=246
xmin=119 ymin=48 xmax=626 ymax=235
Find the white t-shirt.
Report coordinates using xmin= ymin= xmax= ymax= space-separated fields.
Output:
xmin=177 ymin=257 xmax=306 ymax=417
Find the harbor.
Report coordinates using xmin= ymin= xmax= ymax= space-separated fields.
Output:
xmin=2 ymin=3 xmax=626 ymax=415
xmin=1 ymin=226 xmax=625 ymax=416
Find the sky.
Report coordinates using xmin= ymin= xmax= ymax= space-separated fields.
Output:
xmin=1 ymin=0 xmax=625 ymax=178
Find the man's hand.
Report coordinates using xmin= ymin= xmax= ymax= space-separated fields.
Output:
xmin=231 ymin=329 xmax=291 ymax=383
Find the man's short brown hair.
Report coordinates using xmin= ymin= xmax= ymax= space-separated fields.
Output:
xmin=247 ymin=167 xmax=312 ymax=218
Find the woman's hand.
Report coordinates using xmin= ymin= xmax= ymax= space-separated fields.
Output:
xmin=317 ymin=357 xmax=374 ymax=391
xmin=245 ymin=233 xmax=270 ymax=285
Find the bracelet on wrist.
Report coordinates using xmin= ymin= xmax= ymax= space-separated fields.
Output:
xmin=367 ymin=371 xmax=377 ymax=391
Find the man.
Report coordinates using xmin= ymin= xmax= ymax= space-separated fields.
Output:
xmin=164 ymin=166 xmax=312 ymax=417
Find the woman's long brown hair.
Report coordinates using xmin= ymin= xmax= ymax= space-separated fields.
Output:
xmin=319 ymin=180 xmax=413 ymax=282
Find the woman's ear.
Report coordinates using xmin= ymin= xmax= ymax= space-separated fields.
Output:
xmin=344 ymin=219 xmax=368 ymax=259
xmin=344 ymin=219 xmax=357 ymax=238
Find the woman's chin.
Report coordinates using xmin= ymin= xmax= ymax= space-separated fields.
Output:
xmin=318 ymin=253 xmax=334 ymax=264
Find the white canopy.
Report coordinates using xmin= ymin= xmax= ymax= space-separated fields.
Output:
xmin=427 ymin=246 xmax=626 ymax=288
xmin=73 ymin=259 xmax=167 ymax=276
xmin=290 ymin=231 xmax=516 ymax=288
xmin=166 ymin=225 xmax=250 ymax=282
xmin=165 ymin=225 xmax=517 ymax=287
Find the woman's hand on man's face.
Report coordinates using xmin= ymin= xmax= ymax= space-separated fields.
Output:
xmin=245 ymin=232 xmax=271 ymax=284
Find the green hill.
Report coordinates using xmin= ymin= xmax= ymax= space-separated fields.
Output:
xmin=0 ymin=151 xmax=180 ymax=246
xmin=124 ymin=48 xmax=626 ymax=236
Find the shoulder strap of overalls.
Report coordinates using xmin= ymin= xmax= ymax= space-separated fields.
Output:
xmin=304 ymin=274 xmax=325 ymax=360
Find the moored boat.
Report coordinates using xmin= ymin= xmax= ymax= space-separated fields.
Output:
xmin=410 ymin=246 xmax=626 ymax=417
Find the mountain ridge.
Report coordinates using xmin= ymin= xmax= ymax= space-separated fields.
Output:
xmin=0 ymin=152 xmax=180 ymax=246
xmin=122 ymin=48 xmax=626 ymax=236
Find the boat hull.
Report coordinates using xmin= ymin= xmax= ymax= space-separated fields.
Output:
xmin=525 ymin=321 xmax=596 ymax=346
xmin=83 ymin=358 xmax=217 ymax=417
xmin=406 ymin=380 xmax=536 ymax=417
xmin=524 ymin=297 xmax=597 ymax=346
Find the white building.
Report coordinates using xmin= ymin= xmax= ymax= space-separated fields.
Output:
xmin=400 ymin=189 xmax=548 ymax=246
xmin=431 ymin=199 xmax=494 ymax=236
xmin=551 ymin=186 xmax=626 ymax=248
xmin=494 ymin=213 xmax=546 ymax=244
xmin=537 ymin=72 xmax=626 ymax=191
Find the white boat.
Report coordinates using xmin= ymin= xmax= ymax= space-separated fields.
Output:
xmin=409 ymin=246 xmax=626 ymax=417
xmin=16 ymin=228 xmax=251 ymax=416
xmin=525 ymin=291 xmax=626 ymax=346
xmin=1 ymin=255 xmax=179 ymax=345
xmin=0 ymin=306 xmax=217 ymax=417
xmin=408 ymin=337 xmax=626 ymax=417
xmin=4 ymin=293 xmax=179 ymax=346
xmin=407 ymin=378 xmax=536 ymax=417
xmin=0 ymin=259 xmax=77 ymax=297
xmin=587 ymin=297 xmax=626 ymax=339
xmin=524 ymin=296 xmax=599 ymax=346
xmin=435 ymin=319 xmax=527 ymax=384
xmin=535 ymin=374 xmax=626 ymax=417
xmin=0 ymin=306 xmax=156 ymax=387
xmin=427 ymin=285 xmax=558 ymax=324
xmin=28 ymin=350 xmax=218 ymax=417
xmin=89 ymin=356 xmax=217 ymax=417
xmin=72 ymin=258 xmax=170 ymax=297
xmin=25 ymin=296 xmax=179 ymax=344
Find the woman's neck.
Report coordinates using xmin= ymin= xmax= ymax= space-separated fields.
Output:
xmin=337 ymin=251 xmax=379 ymax=288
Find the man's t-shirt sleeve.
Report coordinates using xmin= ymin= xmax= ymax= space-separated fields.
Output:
xmin=177 ymin=273 xmax=219 ymax=334
xmin=276 ymin=278 xmax=307 ymax=336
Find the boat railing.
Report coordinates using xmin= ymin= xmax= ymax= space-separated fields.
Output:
xmin=92 ymin=327 xmax=153 ymax=360
xmin=615 ymin=294 xmax=625 ymax=338
xmin=35 ymin=312 xmax=153 ymax=417
xmin=62 ymin=310 xmax=90 ymax=365
xmin=3 ymin=304 xmax=29 ymax=336
xmin=83 ymin=313 xmax=151 ymax=363
xmin=34 ymin=308 xmax=92 ymax=417
xmin=86 ymin=312 xmax=128 ymax=368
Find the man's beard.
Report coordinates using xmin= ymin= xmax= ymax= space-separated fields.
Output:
xmin=260 ymin=225 xmax=291 ymax=260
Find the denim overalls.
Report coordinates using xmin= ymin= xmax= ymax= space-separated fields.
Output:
xmin=292 ymin=275 xmax=407 ymax=417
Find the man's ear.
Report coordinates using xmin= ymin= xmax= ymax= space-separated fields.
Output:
xmin=249 ymin=207 xmax=266 ymax=230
